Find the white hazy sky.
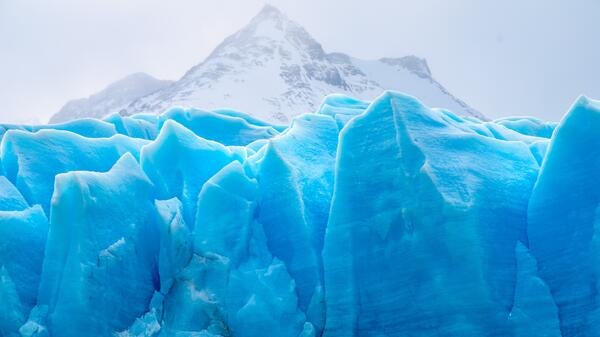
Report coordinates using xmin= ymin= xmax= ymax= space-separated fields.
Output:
xmin=1 ymin=0 xmax=599 ymax=123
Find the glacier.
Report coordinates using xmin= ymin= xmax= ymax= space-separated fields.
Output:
xmin=0 ymin=91 xmax=597 ymax=337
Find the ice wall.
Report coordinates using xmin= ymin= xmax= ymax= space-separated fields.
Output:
xmin=0 ymin=93 xmax=593 ymax=337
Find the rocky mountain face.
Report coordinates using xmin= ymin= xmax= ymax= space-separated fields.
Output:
xmin=51 ymin=5 xmax=483 ymax=124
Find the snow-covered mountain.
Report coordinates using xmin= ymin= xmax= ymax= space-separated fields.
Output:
xmin=51 ymin=5 xmax=484 ymax=123
xmin=50 ymin=73 xmax=172 ymax=123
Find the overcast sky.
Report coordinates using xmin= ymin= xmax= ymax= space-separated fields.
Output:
xmin=1 ymin=0 xmax=599 ymax=123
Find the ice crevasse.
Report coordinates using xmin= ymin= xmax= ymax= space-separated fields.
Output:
xmin=0 ymin=91 xmax=597 ymax=337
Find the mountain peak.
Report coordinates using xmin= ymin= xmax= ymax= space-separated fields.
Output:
xmin=255 ymin=4 xmax=285 ymax=20
xmin=240 ymin=4 xmax=310 ymax=43
xmin=50 ymin=73 xmax=172 ymax=123
xmin=51 ymin=6 xmax=484 ymax=123
xmin=196 ymin=4 xmax=325 ymax=72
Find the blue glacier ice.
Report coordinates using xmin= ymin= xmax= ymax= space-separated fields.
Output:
xmin=527 ymin=96 xmax=600 ymax=337
xmin=157 ymin=108 xmax=280 ymax=146
xmin=34 ymin=154 xmax=160 ymax=337
xmin=323 ymin=92 xmax=543 ymax=336
xmin=0 ymin=92 xmax=597 ymax=337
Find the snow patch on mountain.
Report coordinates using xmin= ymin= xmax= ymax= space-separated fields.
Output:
xmin=50 ymin=73 xmax=173 ymax=123
xmin=51 ymin=5 xmax=484 ymax=124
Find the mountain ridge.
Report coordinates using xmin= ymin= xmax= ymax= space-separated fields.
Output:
xmin=51 ymin=5 xmax=484 ymax=123
xmin=50 ymin=72 xmax=172 ymax=123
